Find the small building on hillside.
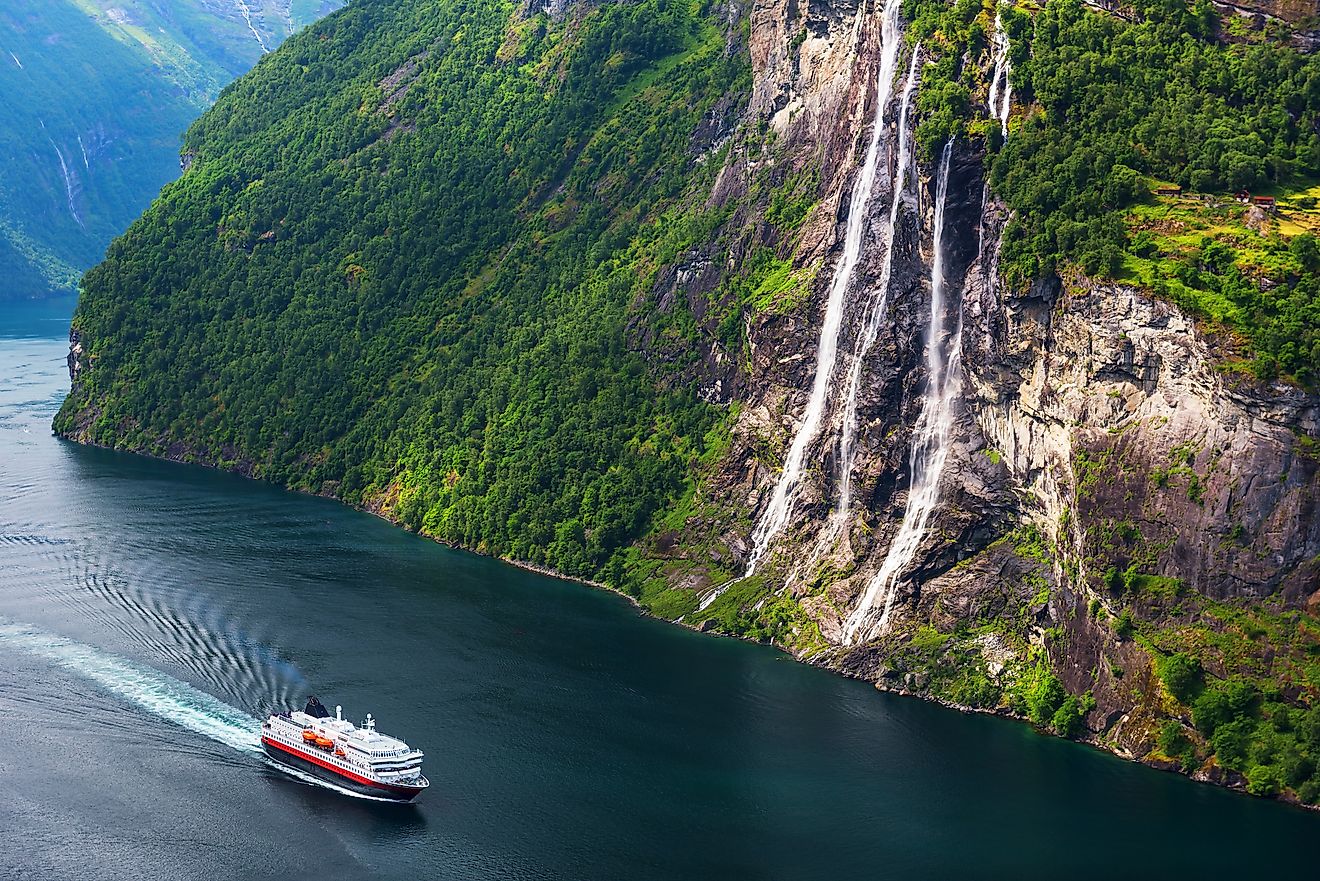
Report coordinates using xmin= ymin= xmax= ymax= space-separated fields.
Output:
xmin=1155 ymin=186 xmax=1182 ymax=197
xmin=1252 ymin=195 xmax=1276 ymax=210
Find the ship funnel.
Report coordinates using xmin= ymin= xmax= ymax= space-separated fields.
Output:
xmin=336 ymin=704 xmax=342 ymax=721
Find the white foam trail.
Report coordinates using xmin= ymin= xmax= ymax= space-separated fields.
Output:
xmin=743 ymin=0 xmax=907 ymax=576
xmin=988 ymin=10 xmax=1011 ymax=137
xmin=266 ymin=760 xmax=400 ymax=802
xmin=0 ymin=620 xmax=261 ymax=754
xmin=77 ymin=135 xmax=90 ymax=170
xmin=9 ymin=51 xmax=22 ymax=70
xmin=843 ymin=139 xmax=959 ymax=644
xmin=234 ymin=0 xmax=271 ymax=53
xmin=833 ymin=46 xmax=921 ymax=525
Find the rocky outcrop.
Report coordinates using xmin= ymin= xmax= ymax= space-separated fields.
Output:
xmin=970 ymin=269 xmax=1320 ymax=604
xmin=643 ymin=0 xmax=1320 ymax=798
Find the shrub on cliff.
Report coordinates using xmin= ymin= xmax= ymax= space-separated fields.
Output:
xmin=1157 ymin=652 xmax=1202 ymax=704
xmin=1193 ymin=679 xmax=1259 ymax=736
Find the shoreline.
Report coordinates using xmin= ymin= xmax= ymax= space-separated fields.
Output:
xmin=46 ymin=426 xmax=1320 ymax=815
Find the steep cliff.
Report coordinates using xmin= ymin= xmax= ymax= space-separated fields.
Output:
xmin=58 ymin=0 xmax=1320 ymax=803
xmin=619 ymin=0 xmax=1320 ymax=802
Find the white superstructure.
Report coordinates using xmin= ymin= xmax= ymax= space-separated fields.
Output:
xmin=261 ymin=699 xmax=428 ymax=799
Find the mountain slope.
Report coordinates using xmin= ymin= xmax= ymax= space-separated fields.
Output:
xmin=0 ymin=0 xmax=340 ymax=299
xmin=58 ymin=0 xmax=1320 ymax=805
xmin=58 ymin=0 xmax=750 ymax=576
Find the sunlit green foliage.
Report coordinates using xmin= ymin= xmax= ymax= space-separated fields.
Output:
xmin=57 ymin=0 xmax=749 ymax=580
xmin=0 ymin=0 xmax=337 ymax=299
xmin=987 ymin=0 xmax=1320 ymax=383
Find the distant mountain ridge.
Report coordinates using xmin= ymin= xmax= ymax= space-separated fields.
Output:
xmin=0 ymin=0 xmax=342 ymax=299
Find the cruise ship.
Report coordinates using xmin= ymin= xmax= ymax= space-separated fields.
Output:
xmin=261 ymin=697 xmax=429 ymax=802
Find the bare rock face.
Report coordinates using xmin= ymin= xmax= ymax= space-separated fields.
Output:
xmin=967 ymin=260 xmax=1320 ymax=606
xmin=637 ymin=0 xmax=1319 ymax=793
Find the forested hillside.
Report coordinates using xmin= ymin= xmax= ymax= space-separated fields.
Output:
xmin=0 ymin=0 xmax=339 ymax=299
xmin=58 ymin=0 xmax=749 ymax=578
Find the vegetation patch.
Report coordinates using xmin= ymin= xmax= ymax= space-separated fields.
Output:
xmin=1008 ymin=0 xmax=1318 ymax=385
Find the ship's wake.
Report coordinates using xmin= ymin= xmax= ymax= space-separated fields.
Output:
xmin=0 ymin=619 xmax=414 ymax=803
xmin=0 ymin=618 xmax=262 ymax=754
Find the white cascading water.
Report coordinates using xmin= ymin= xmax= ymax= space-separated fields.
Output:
xmin=49 ymin=139 xmax=83 ymax=228
xmin=987 ymin=10 xmax=1012 ymax=137
xmin=742 ymin=0 xmax=908 ymax=577
xmin=234 ymin=0 xmax=271 ymax=53
xmin=842 ymin=139 xmax=959 ymax=644
xmin=832 ymin=47 xmax=921 ymax=526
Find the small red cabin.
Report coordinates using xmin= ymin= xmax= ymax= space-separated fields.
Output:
xmin=1252 ymin=195 xmax=1276 ymax=208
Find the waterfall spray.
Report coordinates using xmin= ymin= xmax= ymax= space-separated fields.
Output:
xmin=743 ymin=0 xmax=908 ymax=577
xmin=842 ymin=139 xmax=960 ymax=644
xmin=234 ymin=0 xmax=271 ymax=53
xmin=833 ymin=47 xmax=921 ymax=526
xmin=988 ymin=10 xmax=1012 ymax=138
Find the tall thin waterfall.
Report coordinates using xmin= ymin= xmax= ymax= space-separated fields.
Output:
xmin=833 ymin=48 xmax=921 ymax=525
xmin=234 ymin=0 xmax=271 ymax=53
xmin=49 ymin=139 xmax=83 ymax=228
xmin=987 ymin=11 xmax=1012 ymax=137
xmin=842 ymin=140 xmax=959 ymax=644
xmin=743 ymin=0 xmax=908 ymax=577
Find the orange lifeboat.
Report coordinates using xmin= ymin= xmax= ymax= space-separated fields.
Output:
xmin=302 ymin=730 xmax=318 ymax=743
xmin=334 ymin=747 xmax=346 ymax=757
xmin=315 ymin=736 xmax=334 ymax=750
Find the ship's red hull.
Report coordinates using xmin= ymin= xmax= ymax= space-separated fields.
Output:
xmin=261 ymin=736 xmax=426 ymax=802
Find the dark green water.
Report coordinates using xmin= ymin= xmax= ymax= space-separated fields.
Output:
xmin=1 ymin=298 xmax=1318 ymax=880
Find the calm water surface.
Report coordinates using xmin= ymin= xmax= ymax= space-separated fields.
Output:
xmin=1 ymin=297 xmax=1318 ymax=880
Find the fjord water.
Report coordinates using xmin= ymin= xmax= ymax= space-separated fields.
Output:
xmin=2 ymin=300 xmax=1318 ymax=880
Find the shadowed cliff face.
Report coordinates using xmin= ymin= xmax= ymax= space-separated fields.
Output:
xmin=643 ymin=0 xmax=1320 ymax=785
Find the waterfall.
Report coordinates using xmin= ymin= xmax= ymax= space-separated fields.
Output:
xmin=987 ymin=11 xmax=1012 ymax=138
xmin=833 ymin=48 xmax=921 ymax=525
xmin=234 ymin=0 xmax=271 ymax=53
xmin=47 ymin=135 xmax=83 ymax=228
xmin=743 ymin=0 xmax=908 ymax=577
xmin=980 ymin=13 xmax=1011 ymax=340
xmin=842 ymin=139 xmax=959 ymax=644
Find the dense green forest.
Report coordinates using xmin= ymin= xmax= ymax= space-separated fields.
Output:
xmin=59 ymin=0 xmax=1320 ymax=581
xmin=989 ymin=0 xmax=1320 ymax=384
xmin=58 ymin=0 xmax=747 ymax=579
xmin=908 ymin=0 xmax=1320 ymax=388
xmin=905 ymin=0 xmax=1319 ymax=384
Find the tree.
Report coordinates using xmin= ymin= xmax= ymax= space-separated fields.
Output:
xmin=1159 ymin=652 xmax=1203 ymax=703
